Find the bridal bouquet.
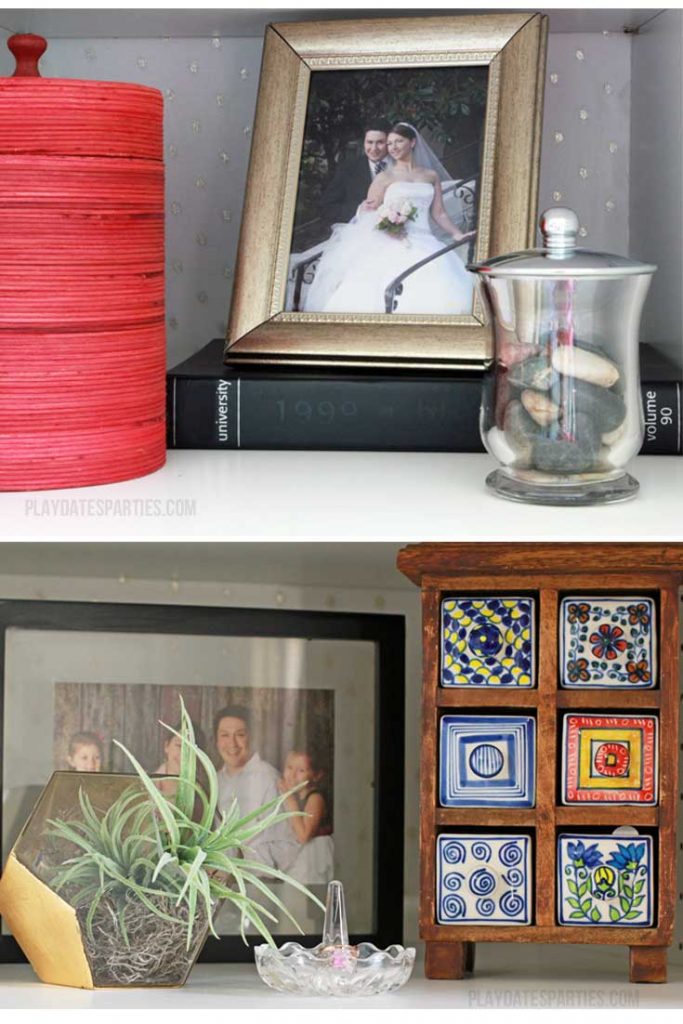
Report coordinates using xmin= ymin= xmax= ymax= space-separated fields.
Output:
xmin=376 ymin=200 xmax=417 ymax=240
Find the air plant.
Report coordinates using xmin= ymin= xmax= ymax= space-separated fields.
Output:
xmin=46 ymin=698 xmax=325 ymax=954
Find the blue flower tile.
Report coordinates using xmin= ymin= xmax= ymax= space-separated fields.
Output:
xmin=439 ymin=715 xmax=536 ymax=807
xmin=441 ymin=597 xmax=536 ymax=687
xmin=559 ymin=596 xmax=657 ymax=688
xmin=557 ymin=832 xmax=653 ymax=926
xmin=437 ymin=834 xmax=532 ymax=925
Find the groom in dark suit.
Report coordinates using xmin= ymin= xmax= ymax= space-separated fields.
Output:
xmin=319 ymin=121 xmax=391 ymax=232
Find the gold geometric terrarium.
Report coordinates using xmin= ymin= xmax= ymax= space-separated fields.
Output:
xmin=0 ymin=772 xmax=210 ymax=989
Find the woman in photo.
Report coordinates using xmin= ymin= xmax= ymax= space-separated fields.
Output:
xmin=302 ymin=122 xmax=476 ymax=316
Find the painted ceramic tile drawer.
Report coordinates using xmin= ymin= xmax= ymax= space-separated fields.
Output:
xmin=557 ymin=833 xmax=654 ymax=926
xmin=441 ymin=597 xmax=536 ymax=687
xmin=439 ymin=715 xmax=535 ymax=807
xmin=561 ymin=714 xmax=658 ymax=805
xmin=436 ymin=834 xmax=532 ymax=925
xmin=559 ymin=596 xmax=656 ymax=688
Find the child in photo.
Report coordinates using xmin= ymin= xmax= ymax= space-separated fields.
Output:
xmin=153 ymin=730 xmax=182 ymax=797
xmin=66 ymin=731 xmax=104 ymax=772
xmin=279 ymin=748 xmax=334 ymax=884
xmin=153 ymin=719 xmax=207 ymax=799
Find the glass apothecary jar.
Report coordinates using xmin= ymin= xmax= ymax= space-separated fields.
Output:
xmin=470 ymin=208 xmax=656 ymax=505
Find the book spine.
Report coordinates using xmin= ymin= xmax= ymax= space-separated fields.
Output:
xmin=168 ymin=377 xmax=240 ymax=449
xmin=167 ymin=375 xmax=682 ymax=455
xmin=640 ymin=381 xmax=682 ymax=454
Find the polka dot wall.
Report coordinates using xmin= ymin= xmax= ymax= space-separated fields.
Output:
xmin=539 ymin=31 xmax=630 ymax=254
xmin=0 ymin=30 xmax=632 ymax=367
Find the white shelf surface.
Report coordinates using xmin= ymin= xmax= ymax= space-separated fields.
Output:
xmin=1 ymin=452 xmax=682 ymax=543
xmin=0 ymin=945 xmax=681 ymax=1009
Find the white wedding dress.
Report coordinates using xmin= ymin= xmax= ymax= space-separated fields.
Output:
xmin=303 ymin=181 xmax=474 ymax=315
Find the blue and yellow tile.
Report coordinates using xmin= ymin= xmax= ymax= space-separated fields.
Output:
xmin=441 ymin=597 xmax=536 ymax=687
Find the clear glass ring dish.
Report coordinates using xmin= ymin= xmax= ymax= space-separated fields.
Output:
xmin=254 ymin=880 xmax=415 ymax=997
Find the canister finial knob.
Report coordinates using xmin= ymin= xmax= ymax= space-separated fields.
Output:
xmin=8 ymin=34 xmax=47 ymax=77
xmin=540 ymin=207 xmax=579 ymax=254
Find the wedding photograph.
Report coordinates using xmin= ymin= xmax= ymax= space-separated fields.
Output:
xmin=227 ymin=13 xmax=546 ymax=366
xmin=285 ymin=64 xmax=488 ymax=316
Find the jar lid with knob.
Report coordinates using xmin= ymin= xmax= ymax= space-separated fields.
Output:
xmin=469 ymin=207 xmax=656 ymax=278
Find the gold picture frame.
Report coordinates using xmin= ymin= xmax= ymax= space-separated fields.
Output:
xmin=226 ymin=13 xmax=548 ymax=370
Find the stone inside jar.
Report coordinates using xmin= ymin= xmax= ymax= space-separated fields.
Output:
xmin=487 ymin=340 xmax=627 ymax=476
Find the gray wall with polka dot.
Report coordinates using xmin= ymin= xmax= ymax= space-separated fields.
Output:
xmin=539 ymin=32 xmax=630 ymax=257
xmin=630 ymin=9 xmax=683 ymax=367
xmin=0 ymin=23 xmax=679 ymax=369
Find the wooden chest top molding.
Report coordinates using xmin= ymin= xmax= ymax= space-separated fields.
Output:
xmin=397 ymin=543 xmax=683 ymax=586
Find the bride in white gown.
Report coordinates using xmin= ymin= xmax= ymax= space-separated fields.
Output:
xmin=303 ymin=122 xmax=476 ymax=315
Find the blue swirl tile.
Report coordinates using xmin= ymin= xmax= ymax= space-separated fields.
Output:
xmin=437 ymin=835 xmax=531 ymax=925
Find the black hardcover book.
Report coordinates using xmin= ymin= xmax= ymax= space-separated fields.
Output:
xmin=167 ymin=339 xmax=682 ymax=455
xmin=167 ymin=340 xmax=483 ymax=452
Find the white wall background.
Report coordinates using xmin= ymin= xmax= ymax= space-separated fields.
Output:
xmin=3 ymin=18 xmax=678 ymax=369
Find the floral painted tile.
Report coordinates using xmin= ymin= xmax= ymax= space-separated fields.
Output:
xmin=439 ymin=715 xmax=536 ymax=808
xmin=437 ymin=834 xmax=532 ymax=925
xmin=561 ymin=714 xmax=658 ymax=805
xmin=558 ymin=833 xmax=654 ymax=926
xmin=441 ymin=597 xmax=535 ymax=687
xmin=559 ymin=596 xmax=656 ymax=688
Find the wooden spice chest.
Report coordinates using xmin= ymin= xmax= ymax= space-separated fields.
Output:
xmin=398 ymin=543 xmax=683 ymax=984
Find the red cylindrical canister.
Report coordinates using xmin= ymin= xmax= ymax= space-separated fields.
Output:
xmin=0 ymin=34 xmax=166 ymax=490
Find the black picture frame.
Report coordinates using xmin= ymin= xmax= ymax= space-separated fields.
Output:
xmin=0 ymin=598 xmax=405 ymax=963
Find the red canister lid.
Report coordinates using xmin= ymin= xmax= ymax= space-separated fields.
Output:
xmin=0 ymin=34 xmax=163 ymax=160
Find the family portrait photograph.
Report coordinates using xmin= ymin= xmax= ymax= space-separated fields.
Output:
xmin=51 ymin=682 xmax=335 ymax=890
xmin=286 ymin=64 xmax=488 ymax=317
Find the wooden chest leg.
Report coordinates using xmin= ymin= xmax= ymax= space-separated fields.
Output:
xmin=629 ymin=945 xmax=668 ymax=983
xmin=425 ymin=941 xmax=475 ymax=980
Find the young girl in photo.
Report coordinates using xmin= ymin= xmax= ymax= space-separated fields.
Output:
xmin=279 ymin=748 xmax=334 ymax=884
